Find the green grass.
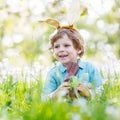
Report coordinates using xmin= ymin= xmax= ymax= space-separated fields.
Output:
xmin=0 ymin=73 xmax=120 ymax=120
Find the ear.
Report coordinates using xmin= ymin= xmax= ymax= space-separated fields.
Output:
xmin=77 ymin=50 xmax=81 ymax=54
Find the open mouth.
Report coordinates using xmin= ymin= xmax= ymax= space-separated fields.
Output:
xmin=59 ymin=54 xmax=68 ymax=58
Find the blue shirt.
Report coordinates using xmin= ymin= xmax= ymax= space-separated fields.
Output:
xmin=42 ymin=60 xmax=103 ymax=95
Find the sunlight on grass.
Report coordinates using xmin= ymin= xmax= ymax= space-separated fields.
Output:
xmin=0 ymin=53 xmax=120 ymax=120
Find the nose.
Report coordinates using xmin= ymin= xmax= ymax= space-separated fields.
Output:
xmin=59 ymin=45 xmax=65 ymax=52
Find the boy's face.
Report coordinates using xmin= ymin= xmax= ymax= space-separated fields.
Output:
xmin=53 ymin=34 xmax=81 ymax=66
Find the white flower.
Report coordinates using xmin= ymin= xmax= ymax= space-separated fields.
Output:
xmin=71 ymin=113 xmax=82 ymax=120
xmin=106 ymin=105 xmax=120 ymax=120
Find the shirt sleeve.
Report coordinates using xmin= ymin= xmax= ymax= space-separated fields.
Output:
xmin=89 ymin=63 xmax=103 ymax=88
xmin=88 ymin=63 xmax=104 ymax=96
xmin=42 ymin=70 xmax=57 ymax=94
xmin=41 ymin=68 xmax=57 ymax=101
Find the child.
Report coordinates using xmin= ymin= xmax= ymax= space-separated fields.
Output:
xmin=42 ymin=25 xmax=103 ymax=101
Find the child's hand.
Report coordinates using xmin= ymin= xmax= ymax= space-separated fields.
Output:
xmin=77 ymin=83 xmax=91 ymax=98
xmin=52 ymin=82 xmax=69 ymax=100
xmin=64 ymin=62 xmax=79 ymax=82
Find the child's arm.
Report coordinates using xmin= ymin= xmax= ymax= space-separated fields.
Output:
xmin=52 ymin=81 xmax=69 ymax=100
xmin=88 ymin=62 xmax=104 ymax=97
xmin=41 ymin=68 xmax=58 ymax=102
xmin=41 ymin=66 xmax=70 ymax=101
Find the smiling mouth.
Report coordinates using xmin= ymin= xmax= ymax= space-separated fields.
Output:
xmin=59 ymin=55 xmax=68 ymax=58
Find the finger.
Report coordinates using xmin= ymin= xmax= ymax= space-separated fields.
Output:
xmin=62 ymin=82 xmax=69 ymax=87
xmin=77 ymin=87 xmax=82 ymax=92
xmin=77 ymin=83 xmax=82 ymax=86
xmin=79 ymin=84 xmax=88 ymax=89
xmin=64 ymin=78 xmax=70 ymax=82
xmin=77 ymin=85 xmax=85 ymax=92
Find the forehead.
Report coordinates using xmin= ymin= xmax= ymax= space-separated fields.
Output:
xmin=54 ymin=34 xmax=72 ymax=44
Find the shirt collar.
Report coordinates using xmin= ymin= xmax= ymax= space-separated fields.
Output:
xmin=58 ymin=59 xmax=84 ymax=73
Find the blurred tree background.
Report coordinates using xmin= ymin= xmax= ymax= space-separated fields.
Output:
xmin=0 ymin=0 xmax=120 ymax=67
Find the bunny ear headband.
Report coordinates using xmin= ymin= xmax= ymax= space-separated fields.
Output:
xmin=38 ymin=0 xmax=88 ymax=31
xmin=39 ymin=18 xmax=78 ymax=32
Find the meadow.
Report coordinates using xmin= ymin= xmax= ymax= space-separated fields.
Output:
xmin=0 ymin=57 xmax=120 ymax=120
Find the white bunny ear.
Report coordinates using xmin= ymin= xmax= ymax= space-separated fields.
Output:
xmin=65 ymin=0 xmax=81 ymax=25
xmin=62 ymin=0 xmax=87 ymax=25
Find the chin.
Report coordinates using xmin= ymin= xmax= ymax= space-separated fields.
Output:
xmin=61 ymin=60 xmax=70 ymax=65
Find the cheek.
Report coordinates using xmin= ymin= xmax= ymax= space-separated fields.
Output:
xmin=53 ymin=51 xmax=58 ymax=58
xmin=71 ymin=50 xmax=79 ymax=57
xmin=53 ymin=49 xmax=57 ymax=54
xmin=69 ymin=48 xmax=77 ymax=54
